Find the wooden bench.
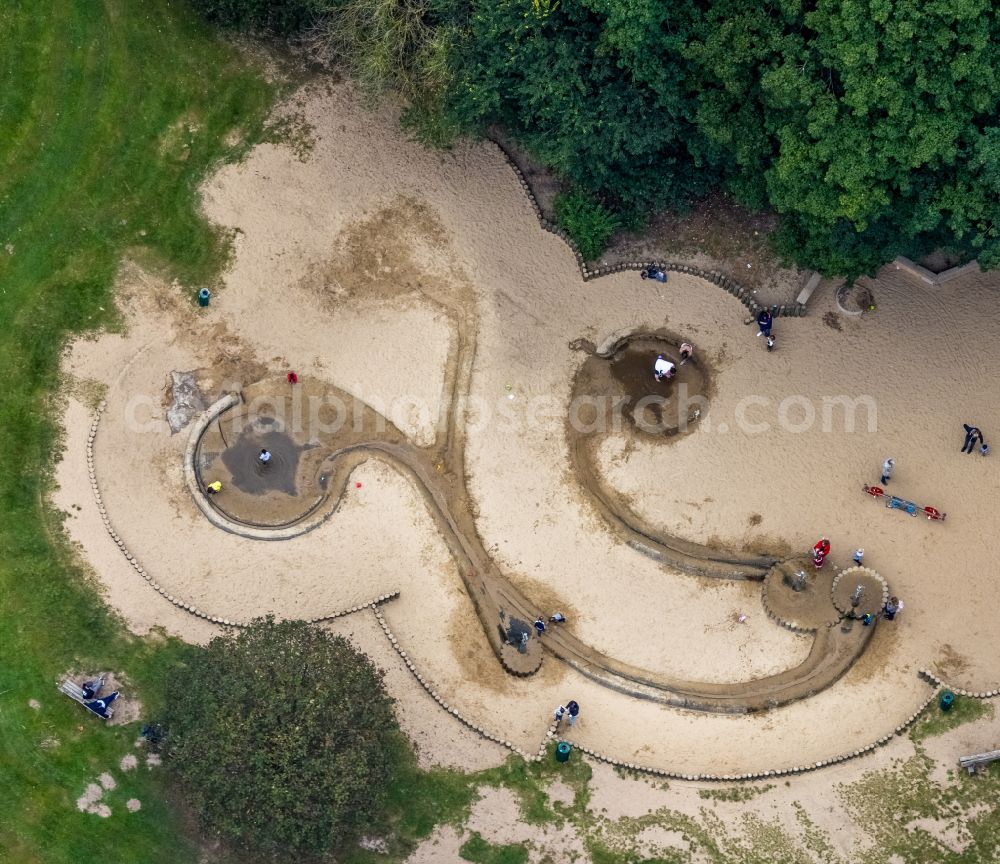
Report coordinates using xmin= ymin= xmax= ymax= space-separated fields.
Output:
xmin=959 ymin=749 xmax=1000 ymax=774
xmin=58 ymin=679 xmax=114 ymax=721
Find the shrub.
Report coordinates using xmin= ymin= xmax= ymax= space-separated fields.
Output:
xmin=554 ymin=190 xmax=620 ymax=260
xmin=189 ymin=0 xmax=323 ymax=34
xmin=160 ymin=617 xmax=399 ymax=857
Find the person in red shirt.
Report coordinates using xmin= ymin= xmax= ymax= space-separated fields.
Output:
xmin=812 ymin=537 xmax=830 ymax=568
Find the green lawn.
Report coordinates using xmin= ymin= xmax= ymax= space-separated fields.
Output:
xmin=0 ymin=1 xmax=274 ymax=861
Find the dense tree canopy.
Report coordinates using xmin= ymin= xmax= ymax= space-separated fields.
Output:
xmin=160 ymin=618 xmax=399 ymax=857
xmin=192 ymin=0 xmax=1000 ymax=277
xmin=451 ymin=0 xmax=703 ymax=212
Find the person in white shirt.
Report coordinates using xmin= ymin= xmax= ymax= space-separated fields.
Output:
xmin=653 ymin=354 xmax=675 ymax=381
xmin=259 ymin=448 xmax=271 ymax=465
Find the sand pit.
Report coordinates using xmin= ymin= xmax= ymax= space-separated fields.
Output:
xmin=53 ymin=80 xmax=1000 ymax=779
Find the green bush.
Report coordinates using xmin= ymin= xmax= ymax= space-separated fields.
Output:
xmin=554 ymin=190 xmax=620 ymax=260
xmin=160 ymin=617 xmax=399 ymax=857
xmin=189 ymin=0 xmax=323 ymax=34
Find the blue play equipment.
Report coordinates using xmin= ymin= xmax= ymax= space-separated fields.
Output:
xmin=886 ymin=496 xmax=919 ymax=517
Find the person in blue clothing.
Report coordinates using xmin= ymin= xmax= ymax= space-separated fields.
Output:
xmin=883 ymin=597 xmax=902 ymax=621
xmin=85 ymin=691 xmax=120 ymax=718
xmin=640 ymin=267 xmax=667 ymax=283
xmin=961 ymin=424 xmax=984 ymax=454
xmin=81 ymin=675 xmax=105 ymax=700
xmin=756 ymin=309 xmax=773 ymax=338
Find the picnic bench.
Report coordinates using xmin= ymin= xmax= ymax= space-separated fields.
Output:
xmin=959 ymin=749 xmax=1000 ymax=774
xmin=58 ymin=679 xmax=114 ymax=721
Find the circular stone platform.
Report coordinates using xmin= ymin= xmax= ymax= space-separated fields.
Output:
xmin=763 ymin=556 xmax=842 ymax=630
xmin=832 ymin=567 xmax=888 ymax=618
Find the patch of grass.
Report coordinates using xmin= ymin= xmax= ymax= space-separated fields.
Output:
xmin=0 ymin=2 xmax=276 ymax=861
xmin=698 ymin=784 xmax=774 ymax=802
xmin=459 ymin=832 xmax=530 ymax=864
xmin=263 ymin=110 xmax=315 ymax=161
xmin=836 ymin=751 xmax=1000 ymax=862
xmin=478 ymin=746 xmax=594 ymax=825
xmin=586 ymin=837 xmax=689 ymax=864
xmin=554 ymin=189 xmax=620 ymax=260
xmin=382 ymin=739 xmax=478 ymax=844
xmin=910 ymin=693 xmax=994 ymax=744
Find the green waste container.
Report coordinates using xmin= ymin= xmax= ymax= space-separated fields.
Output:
xmin=555 ymin=741 xmax=571 ymax=763
xmin=940 ymin=691 xmax=955 ymax=712
xmin=197 ymin=288 xmax=211 ymax=307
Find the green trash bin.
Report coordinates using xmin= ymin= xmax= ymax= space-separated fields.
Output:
xmin=197 ymin=288 xmax=211 ymax=307
xmin=555 ymin=741 xmax=571 ymax=763
xmin=940 ymin=690 xmax=955 ymax=712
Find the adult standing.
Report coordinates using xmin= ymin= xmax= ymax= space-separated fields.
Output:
xmin=813 ymin=537 xmax=830 ymax=569
xmin=962 ymin=424 xmax=983 ymax=454
xmin=756 ymin=309 xmax=773 ymax=338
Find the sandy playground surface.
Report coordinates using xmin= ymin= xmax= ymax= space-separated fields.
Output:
xmin=52 ymin=80 xmax=1000 ymax=842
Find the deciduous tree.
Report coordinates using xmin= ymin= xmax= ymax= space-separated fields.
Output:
xmin=161 ymin=618 xmax=399 ymax=857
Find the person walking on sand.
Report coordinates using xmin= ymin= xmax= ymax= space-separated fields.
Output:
xmin=982 ymin=443 xmax=990 ymax=457
xmin=853 ymin=548 xmax=864 ymax=565
xmin=206 ymin=480 xmax=222 ymax=495
xmin=259 ymin=448 xmax=271 ymax=465
xmin=766 ymin=333 xmax=775 ymax=352
xmin=553 ymin=704 xmax=566 ymax=726
xmin=881 ymin=458 xmax=894 ymax=485
xmin=654 ymin=354 xmax=676 ymax=381
xmin=287 ymin=371 xmax=298 ymax=384
xmin=566 ymin=700 xmax=580 ymax=726
xmin=679 ymin=342 xmax=694 ymax=364
xmin=534 ymin=617 xmax=546 ymax=637
xmin=962 ymin=424 xmax=983 ymax=454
